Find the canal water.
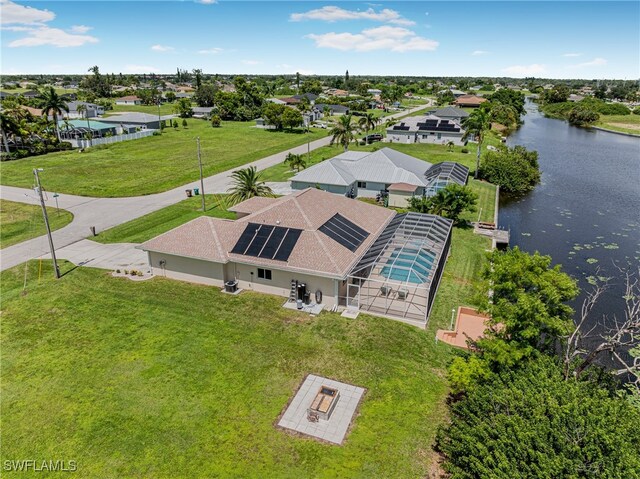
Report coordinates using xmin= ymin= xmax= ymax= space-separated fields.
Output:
xmin=499 ymin=101 xmax=640 ymax=328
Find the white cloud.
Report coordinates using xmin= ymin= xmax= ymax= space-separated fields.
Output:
xmin=291 ymin=6 xmax=415 ymax=26
xmin=502 ymin=64 xmax=547 ymax=76
xmin=70 ymin=25 xmax=92 ymax=34
xmin=151 ymin=44 xmax=174 ymax=52
xmin=242 ymin=60 xmax=263 ymax=65
xmin=195 ymin=0 xmax=217 ymax=4
xmin=124 ymin=64 xmax=160 ymax=73
xmin=472 ymin=50 xmax=489 ymax=56
xmin=198 ymin=47 xmax=223 ymax=54
xmin=277 ymin=64 xmax=314 ymax=75
xmin=0 ymin=0 xmax=55 ymax=25
xmin=7 ymin=25 xmax=98 ymax=47
xmin=306 ymin=25 xmax=438 ymax=52
xmin=562 ymin=52 xmax=582 ymax=57
xmin=568 ymin=57 xmax=607 ymax=68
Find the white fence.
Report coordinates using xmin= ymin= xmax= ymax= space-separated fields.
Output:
xmin=70 ymin=130 xmax=156 ymax=148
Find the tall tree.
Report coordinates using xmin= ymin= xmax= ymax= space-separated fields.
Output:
xmin=76 ymin=104 xmax=92 ymax=146
xmin=295 ymin=72 xmax=300 ymax=91
xmin=227 ymin=166 xmax=274 ymax=205
xmin=344 ymin=69 xmax=349 ymax=89
xmin=357 ymin=112 xmax=378 ymax=136
xmin=329 ymin=114 xmax=357 ymax=151
xmin=462 ymin=107 xmax=491 ymax=179
xmin=38 ymin=86 xmax=69 ymax=142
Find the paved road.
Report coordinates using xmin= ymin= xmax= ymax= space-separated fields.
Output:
xmin=0 ymin=104 xmax=431 ymax=272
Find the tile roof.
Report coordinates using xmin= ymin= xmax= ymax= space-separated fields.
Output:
xmin=454 ymin=95 xmax=488 ymax=105
xmin=116 ymin=95 xmax=141 ymax=101
xmin=389 ymin=182 xmax=419 ymax=192
xmin=140 ymin=188 xmax=395 ymax=279
xmin=291 ymin=147 xmax=432 ymax=187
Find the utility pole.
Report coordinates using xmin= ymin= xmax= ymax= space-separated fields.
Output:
xmin=196 ymin=137 xmax=205 ymax=211
xmin=33 ymin=168 xmax=60 ymax=279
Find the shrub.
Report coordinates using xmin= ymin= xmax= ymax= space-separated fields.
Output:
xmin=568 ymin=106 xmax=599 ymax=126
xmin=633 ymin=107 xmax=640 ymax=115
xmin=210 ymin=115 xmax=221 ymax=127
xmin=182 ymin=118 xmax=188 ymax=128
xmin=461 ymin=147 xmax=469 ymax=154
xmin=116 ymin=269 xmax=121 ymax=274
xmin=172 ymin=119 xmax=178 ymax=129
xmin=481 ymin=145 xmax=541 ymax=195
xmin=152 ymin=131 xmax=161 ymax=136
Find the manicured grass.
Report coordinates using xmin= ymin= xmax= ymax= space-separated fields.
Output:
xmin=1 ymin=260 xmax=457 ymax=478
xmin=0 ymin=121 xmax=327 ymax=197
xmin=0 ymin=200 xmax=73 ymax=249
xmin=595 ymin=114 xmax=640 ymax=135
xmin=94 ymin=194 xmax=235 ymax=244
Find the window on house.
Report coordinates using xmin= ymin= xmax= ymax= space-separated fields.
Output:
xmin=257 ymin=268 xmax=272 ymax=280
xmin=357 ymin=181 xmax=367 ymax=189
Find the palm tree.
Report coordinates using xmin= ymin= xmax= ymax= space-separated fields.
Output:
xmin=227 ymin=166 xmax=274 ymax=205
xmin=284 ymin=152 xmax=306 ymax=172
xmin=462 ymin=107 xmax=491 ymax=179
xmin=358 ymin=112 xmax=378 ymax=137
xmin=0 ymin=110 xmax=19 ymax=154
xmin=329 ymin=114 xmax=357 ymax=151
xmin=39 ymin=86 xmax=69 ymax=142
xmin=76 ymin=104 xmax=92 ymax=146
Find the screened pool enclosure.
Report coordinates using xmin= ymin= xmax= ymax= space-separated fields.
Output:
xmin=343 ymin=213 xmax=453 ymax=326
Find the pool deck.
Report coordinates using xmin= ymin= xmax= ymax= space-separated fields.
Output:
xmin=436 ymin=306 xmax=491 ymax=349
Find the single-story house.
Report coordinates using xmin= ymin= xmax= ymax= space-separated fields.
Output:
xmin=293 ymin=93 xmax=318 ymax=104
xmin=315 ymin=103 xmax=350 ymax=116
xmin=139 ymin=187 xmax=453 ymax=326
xmin=428 ymin=106 xmax=470 ymax=122
xmin=367 ymin=88 xmax=382 ymax=95
xmin=453 ymin=95 xmax=488 ymax=108
xmin=21 ymin=90 xmax=41 ymax=99
xmin=66 ymin=101 xmax=104 ymax=119
xmin=100 ymin=112 xmax=175 ymax=130
xmin=18 ymin=105 xmax=53 ymax=120
xmin=568 ymin=94 xmax=585 ymax=102
xmin=266 ymin=98 xmax=287 ymax=105
xmin=115 ymin=95 xmax=142 ymax=105
xmin=0 ymin=91 xmax=15 ymax=99
xmin=386 ymin=115 xmax=467 ymax=145
xmin=58 ymin=119 xmax=118 ymax=140
xmin=255 ymin=117 xmax=276 ymax=130
xmin=191 ymin=106 xmax=215 ymax=119
xmin=280 ymin=96 xmax=301 ymax=105
xmin=291 ymin=148 xmax=469 ymax=205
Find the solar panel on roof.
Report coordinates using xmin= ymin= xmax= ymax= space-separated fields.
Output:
xmin=231 ymin=223 xmax=302 ymax=261
xmin=319 ymin=213 xmax=369 ymax=252
xmin=273 ymin=228 xmax=302 ymax=261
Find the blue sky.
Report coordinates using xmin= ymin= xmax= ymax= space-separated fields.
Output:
xmin=1 ymin=1 xmax=639 ymax=79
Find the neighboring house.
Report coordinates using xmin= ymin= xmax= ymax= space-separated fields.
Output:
xmin=21 ymin=90 xmax=41 ymax=99
xmin=291 ymin=148 xmax=469 ymax=203
xmin=293 ymin=93 xmax=318 ymax=104
xmin=428 ymin=106 xmax=470 ymax=122
xmin=280 ymin=96 xmax=301 ymax=105
xmin=139 ymin=187 xmax=453 ymax=326
xmin=115 ymin=95 xmax=142 ymax=105
xmin=19 ymin=105 xmax=53 ymax=120
xmin=568 ymin=94 xmax=585 ymax=102
xmin=333 ymin=89 xmax=349 ymax=97
xmin=0 ymin=91 xmax=14 ymax=99
xmin=100 ymin=112 xmax=175 ymax=130
xmin=58 ymin=119 xmax=118 ymax=139
xmin=367 ymin=88 xmax=382 ymax=95
xmin=314 ymin=103 xmax=350 ymax=116
xmin=449 ymin=89 xmax=467 ymax=98
xmin=66 ymin=101 xmax=104 ymax=119
xmin=255 ymin=118 xmax=276 ymax=130
xmin=453 ymin=95 xmax=488 ymax=108
xmin=386 ymin=115 xmax=467 ymax=145
xmin=266 ymin=98 xmax=287 ymax=105
xmin=191 ymin=107 xmax=214 ymax=119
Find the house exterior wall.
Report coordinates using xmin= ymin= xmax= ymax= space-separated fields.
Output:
xmin=387 ymin=132 xmax=414 ymax=144
xmin=388 ymin=190 xmax=414 ymax=207
xmin=149 ymin=252 xmax=225 ymax=286
xmin=358 ymin=181 xmax=389 ymax=198
xmin=290 ymin=181 xmax=353 ymax=196
xmin=416 ymin=132 xmax=465 ymax=145
xmin=227 ymin=262 xmax=340 ymax=307
xmin=115 ymin=99 xmax=141 ymax=105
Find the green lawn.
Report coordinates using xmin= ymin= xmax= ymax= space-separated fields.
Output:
xmin=94 ymin=194 xmax=235 ymax=244
xmin=595 ymin=114 xmax=640 ymax=135
xmin=1 ymin=260 xmax=457 ymax=478
xmin=0 ymin=121 xmax=327 ymax=198
xmin=0 ymin=200 xmax=73 ymax=249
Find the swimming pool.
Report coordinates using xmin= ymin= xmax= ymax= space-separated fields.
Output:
xmin=380 ymin=248 xmax=435 ymax=284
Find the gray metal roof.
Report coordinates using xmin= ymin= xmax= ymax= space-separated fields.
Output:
xmin=100 ymin=112 xmax=176 ymax=124
xmin=291 ymin=147 xmax=432 ymax=187
xmin=431 ymin=106 xmax=470 ymax=118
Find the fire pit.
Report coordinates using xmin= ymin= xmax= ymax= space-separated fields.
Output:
xmin=307 ymin=386 xmax=340 ymax=421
